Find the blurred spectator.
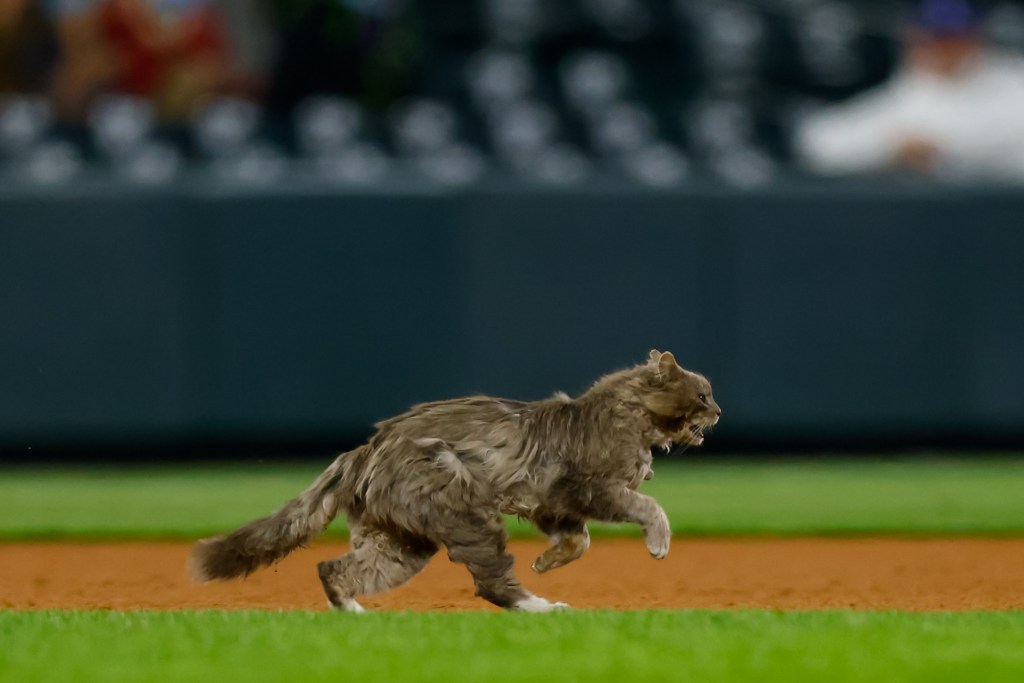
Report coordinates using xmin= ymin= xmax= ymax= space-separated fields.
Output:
xmin=47 ymin=1 xmax=111 ymax=122
xmin=96 ymin=0 xmax=231 ymax=122
xmin=268 ymin=0 xmax=420 ymax=114
xmin=0 ymin=0 xmax=57 ymax=94
xmin=795 ymin=0 xmax=1024 ymax=181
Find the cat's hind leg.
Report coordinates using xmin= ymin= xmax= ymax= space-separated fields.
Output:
xmin=317 ymin=528 xmax=436 ymax=612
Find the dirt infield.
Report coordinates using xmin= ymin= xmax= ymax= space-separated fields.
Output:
xmin=3 ymin=538 xmax=1023 ymax=611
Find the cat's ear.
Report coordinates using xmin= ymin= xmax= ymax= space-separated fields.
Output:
xmin=648 ymin=349 xmax=662 ymax=365
xmin=657 ymin=351 xmax=680 ymax=376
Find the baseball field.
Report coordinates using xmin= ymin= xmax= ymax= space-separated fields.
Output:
xmin=3 ymin=458 xmax=1024 ymax=682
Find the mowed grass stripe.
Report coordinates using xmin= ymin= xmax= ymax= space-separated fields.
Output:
xmin=2 ymin=458 xmax=1024 ymax=539
xmin=1 ymin=610 xmax=1023 ymax=683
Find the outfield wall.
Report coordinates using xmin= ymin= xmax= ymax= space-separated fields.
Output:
xmin=2 ymin=180 xmax=1022 ymax=454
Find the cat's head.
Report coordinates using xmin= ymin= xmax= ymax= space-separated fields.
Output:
xmin=637 ymin=350 xmax=721 ymax=449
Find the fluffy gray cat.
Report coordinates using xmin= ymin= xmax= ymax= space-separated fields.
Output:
xmin=190 ymin=350 xmax=721 ymax=612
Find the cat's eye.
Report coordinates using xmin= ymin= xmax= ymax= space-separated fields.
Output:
xmin=698 ymin=393 xmax=707 ymax=402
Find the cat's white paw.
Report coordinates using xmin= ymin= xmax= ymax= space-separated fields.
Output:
xmin=645 ymin=509 xmax=671 ymax=559
xmin=511 ymin=595 xmax=571 ymax=613
xmin=330 ymin=598 xmax=367 ymax=614
xmin=647 ymin=538 xmax=670 ymax=559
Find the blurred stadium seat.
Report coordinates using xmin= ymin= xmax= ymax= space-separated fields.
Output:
xmin=0 ymin=95 xmax=51 ymax=157
xmin=4 ymin=0 xmax=1024 ymax=186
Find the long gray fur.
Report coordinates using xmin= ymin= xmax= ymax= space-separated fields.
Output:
xmin=189 ymin=350 xmax=721 ymax=611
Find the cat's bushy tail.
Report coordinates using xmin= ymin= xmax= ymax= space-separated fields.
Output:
xmin=189 ymin=449 xmax=361 ymax=582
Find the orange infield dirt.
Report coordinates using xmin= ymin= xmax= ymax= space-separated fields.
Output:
xmin=3 ymin=538 xmax=1024 ymax=611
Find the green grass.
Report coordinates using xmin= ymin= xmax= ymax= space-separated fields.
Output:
xmin=4 ymin=462 xmax=1023 ymax=682
xmin=2 ymin=458 xmax=1024 ymax=539
xmin=1 ymin=610 xmax=1022 ymax=683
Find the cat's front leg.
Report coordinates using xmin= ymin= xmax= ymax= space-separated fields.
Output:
xmin=530 ymin=514 xmax=590 ymax=573
xmin=590 ymin=487 xmax=671 ymax=559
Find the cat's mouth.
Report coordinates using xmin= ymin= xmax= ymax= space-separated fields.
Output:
xmin=682 ymin=421 xmax=715 ymax=447
xmin=652 ymin=418 xmax=715 ymax=451
xmin=685 ymin=424 xmax=706 ymax=446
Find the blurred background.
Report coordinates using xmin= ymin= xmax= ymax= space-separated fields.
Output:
xmin=1 ymin=0 xmax=1023 ymax=461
